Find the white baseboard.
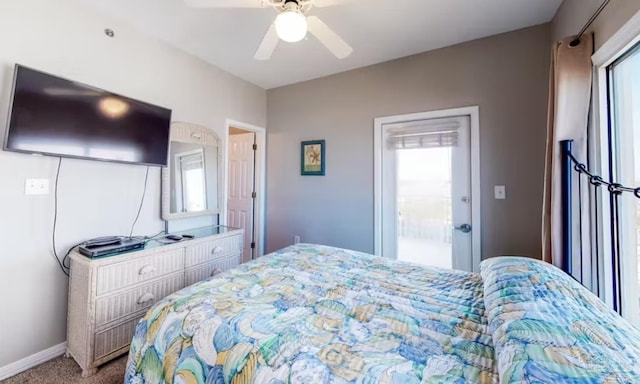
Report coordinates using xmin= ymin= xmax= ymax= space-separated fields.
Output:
xmin=0 ymin=342 xmax=67 ymax=381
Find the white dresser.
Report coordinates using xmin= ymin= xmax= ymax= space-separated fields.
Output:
xmin=66 ymin=226 xmax=243 ymax=377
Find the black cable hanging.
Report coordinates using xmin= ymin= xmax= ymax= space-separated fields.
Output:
xmin=52 ymin=157 xmax=70 ymax=277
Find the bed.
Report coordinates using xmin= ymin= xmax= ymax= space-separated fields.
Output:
xmin=124 ymin=244 xmax=640 ymax=383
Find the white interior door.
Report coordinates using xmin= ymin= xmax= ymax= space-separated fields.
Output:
xmin=380 ymin=115 xmax=473 ymax=271
xmin=228 ymin=132 xmax=256 ymax=262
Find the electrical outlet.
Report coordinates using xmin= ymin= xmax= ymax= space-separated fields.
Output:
xmin=294 ymin=235 xmax=301 ymax=244
xmin=25 ymin=178 xmax=50 ymax=195
xmin=494 ymin=185 xmax=506 ymax=200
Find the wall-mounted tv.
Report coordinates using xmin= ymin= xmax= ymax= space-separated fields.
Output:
xmin=4 ymin=65 xmax=171 ymax=167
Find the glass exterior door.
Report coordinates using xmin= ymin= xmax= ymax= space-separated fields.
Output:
xmin=380 ymin=115 xmax=473 ymax=271
xmin=397 ymin=147 xmax=453 ymax=268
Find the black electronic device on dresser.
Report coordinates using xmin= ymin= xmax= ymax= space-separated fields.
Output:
xmin=78 ymin=237 xmax=145 ymax=258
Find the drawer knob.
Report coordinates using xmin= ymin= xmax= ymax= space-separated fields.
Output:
xmin=212 ymin=246 xmax=223 ymax=254
xmin=137 ymin=293 xmax=155 ymax=305
xmin=138 ymin=265 xmax=157 ymax=276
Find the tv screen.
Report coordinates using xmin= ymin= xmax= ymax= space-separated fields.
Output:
xmin=4 ymin=65 xmax=171 ymax=166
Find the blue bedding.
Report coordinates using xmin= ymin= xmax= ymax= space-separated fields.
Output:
xmin=124 ymin=244 xmax=640 ymax=383
xmin=482 ymin=256 xmax=640 ymax=383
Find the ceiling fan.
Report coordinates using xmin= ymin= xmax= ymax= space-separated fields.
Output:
xmin=185 ymin=0 xmax=354 ymax=61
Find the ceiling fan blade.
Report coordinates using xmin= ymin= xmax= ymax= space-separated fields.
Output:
xmin=310 ymin=0 xmax=354 ymax=7
xmin=254 ymin=23 xmax=280 ymax=60
xmin=185 ymin=0 xmax=266 ymax=8
xmin=307 ymin=16 xmax=353 ymax=59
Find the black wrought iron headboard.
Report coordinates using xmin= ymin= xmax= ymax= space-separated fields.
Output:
xmin=560 ymin=139 xmax=640 ymax=313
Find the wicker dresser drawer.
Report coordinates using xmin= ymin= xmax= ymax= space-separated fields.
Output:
xmin=185 ymin=234 xmax=243 ymax=268
xmin=93 ymin=317 xmax=140 ymax=361
xmin=185 ymin=252 xmax=241 ymax=286
xmin=95 ymin=248 xmax=185 ymax=296
xmin=67 ymin=226 xmax=243 ymax=378
xmin=95 ymin=273 xmax=184 ymax=327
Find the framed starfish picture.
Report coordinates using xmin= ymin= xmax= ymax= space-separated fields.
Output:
xmin=301 ymin=140 xmax=325 ymax=176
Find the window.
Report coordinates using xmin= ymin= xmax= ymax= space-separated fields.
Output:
xmin=607 ymin=43 xmax=640 ymax=324
xmin=584 ymin=11 xmax=640 ymax=326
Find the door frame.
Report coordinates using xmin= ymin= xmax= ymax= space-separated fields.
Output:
xmin=223 ymin=119 xmax=266 ymax=258
xmin=374 ymin=106 xmax=481 ymax=272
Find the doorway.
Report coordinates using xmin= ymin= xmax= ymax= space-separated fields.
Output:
xmin=225 ymin=120 xmax=266 ymax=263
xmin=374 ymin=107 xmax=481 ymax=272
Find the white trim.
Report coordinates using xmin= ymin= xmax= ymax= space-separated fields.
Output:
xmin=590 ymin=64 xmax=614 ymax=306
xmin=592 ymin=9 xmax=640 ymax=67
xmin=224 ymin=119 xmax=267 ymax=258
xmin=374 ymin=106 xmax=481 ymax=272
xmin=0 ymin=342 xmax=67 ymax=381
xmin=374 ymin=119 xmax=383 ymax=256
xmin=470 ymin=108 xmax=481 ymax=272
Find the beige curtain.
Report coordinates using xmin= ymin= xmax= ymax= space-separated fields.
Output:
xmin=542 ymin=33 xmax=593 ymax=268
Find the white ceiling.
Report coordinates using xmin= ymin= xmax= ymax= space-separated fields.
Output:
xmin=78 ymin=0 xmax=563 ymax=89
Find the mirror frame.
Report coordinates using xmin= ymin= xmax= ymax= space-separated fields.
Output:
xmin=161 ymin=121 xmax=224 ymax=220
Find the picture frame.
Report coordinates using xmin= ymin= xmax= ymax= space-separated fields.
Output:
xmin=301 ymin=140 xmax=325 ymax=176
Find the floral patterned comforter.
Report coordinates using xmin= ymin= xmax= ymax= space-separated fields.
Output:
xmin=125 ymin=246 xmax=640 ymax=383
xmin=482 ymin=256 xmax=640 ymax=383
xmin=125 ymin=244 xmax=497 ymax=383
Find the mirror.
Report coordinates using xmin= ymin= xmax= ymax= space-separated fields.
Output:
xmin=162 ymin=122 xmax=223 ymax=220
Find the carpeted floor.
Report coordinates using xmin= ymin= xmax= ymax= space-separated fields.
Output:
xmin=1 ymin=355 xmax=127 ymax=384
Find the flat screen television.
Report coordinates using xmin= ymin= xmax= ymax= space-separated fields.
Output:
xmin=4 ymin=65 xmax=171 ymax=167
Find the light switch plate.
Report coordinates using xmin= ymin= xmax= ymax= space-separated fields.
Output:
xmin=494 ymin=185 xmax=506 ymax=200
xmin=25 ymin=178 xmax=50 ymax=195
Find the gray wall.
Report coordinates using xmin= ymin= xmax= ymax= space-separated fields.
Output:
xmin=266 ymin=24 xmax=551 ymax=259
xmin=0 ymin=0 xmax=265 ymax=368
xmin=552 ymin=0 xmax=640 ymax=48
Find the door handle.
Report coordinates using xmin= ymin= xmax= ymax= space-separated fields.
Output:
xmin=454 ymin=224 xmax=472 ymax=233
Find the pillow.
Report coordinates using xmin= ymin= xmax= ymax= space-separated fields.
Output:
xmin=481 ymin=256 xmax=640 ymax=383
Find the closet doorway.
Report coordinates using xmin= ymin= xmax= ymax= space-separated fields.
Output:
xmin=225 ymin=120 xmax=266 ymax=262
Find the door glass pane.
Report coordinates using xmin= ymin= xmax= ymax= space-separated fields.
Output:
xmin=397 ymin=147 xmax=452 ymax=268
xmin=610 ymin=45 xmax=640 ymax=324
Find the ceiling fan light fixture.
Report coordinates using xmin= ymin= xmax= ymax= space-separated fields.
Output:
xmin=275 ymin=11 xmax=308 ymax=42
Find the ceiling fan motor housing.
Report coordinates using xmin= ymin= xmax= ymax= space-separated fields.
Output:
xmin=186 ymin=0 xmax=353 ymax=60
xmin=281 ymin=0 xmax=302 ymax=12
